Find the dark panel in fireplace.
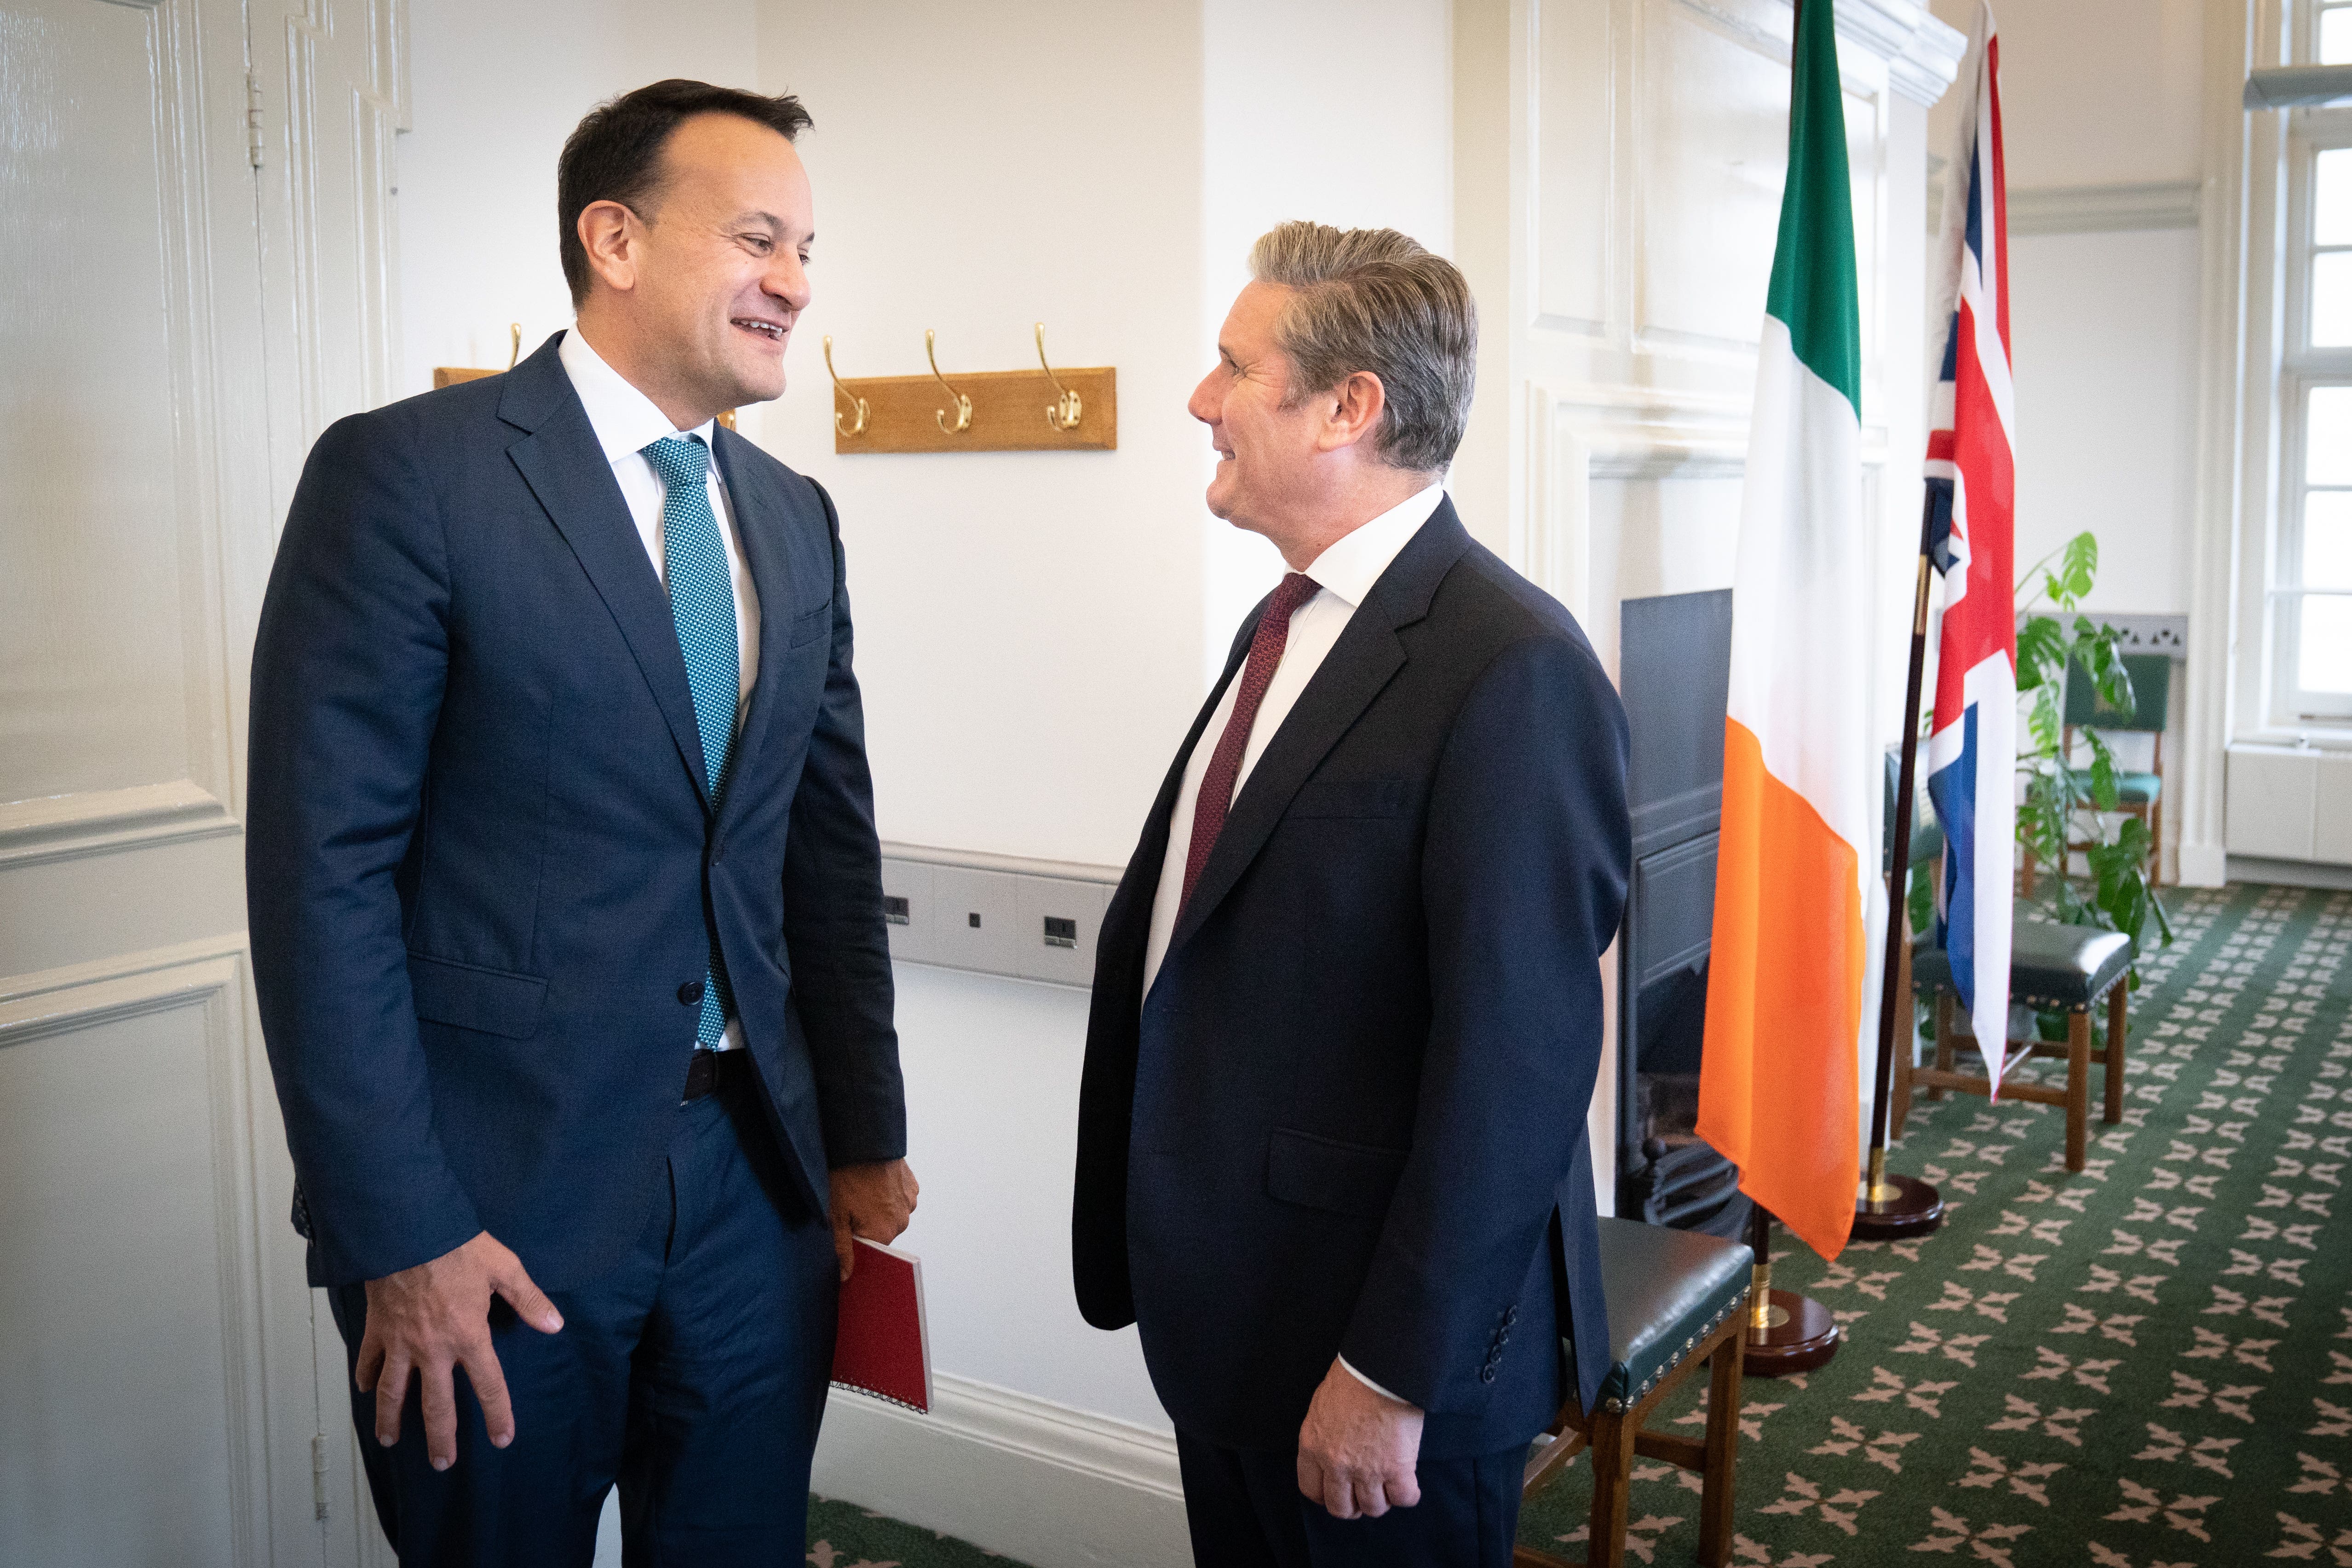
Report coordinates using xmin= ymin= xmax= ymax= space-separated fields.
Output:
xmin=1616 ymin=589 xmax=1746 ymax=1236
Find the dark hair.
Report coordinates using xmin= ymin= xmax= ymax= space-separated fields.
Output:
xmin=557 ymin=79 xmax=812 ymax=307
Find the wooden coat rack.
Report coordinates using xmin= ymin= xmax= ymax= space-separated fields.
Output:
xmin=825 ymin=324 xmax=1115 ymax=454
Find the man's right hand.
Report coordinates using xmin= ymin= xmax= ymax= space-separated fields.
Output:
xmin=355 ymin=1231 xmax=564 ymax=1471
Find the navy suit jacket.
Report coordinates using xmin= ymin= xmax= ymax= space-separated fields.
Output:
xmin=1072 ymin=502 xmax=1630 ymax=1458
xmin=247 ymin=334 xmax=906 ymax=1290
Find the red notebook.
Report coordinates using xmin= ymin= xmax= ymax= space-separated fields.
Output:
xmin=831 ymin=1239 xmax=932 ymax=1413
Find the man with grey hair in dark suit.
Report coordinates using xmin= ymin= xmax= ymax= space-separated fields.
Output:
xmin=1074 ymin=221 xmax=1632 ymax=1566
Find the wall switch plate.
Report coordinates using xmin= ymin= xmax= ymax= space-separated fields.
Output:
xmin=1014 ymin=876 xmax=1110 ymax=986
xmin=878 ymin=858 xmax=939 ymax=965
xmin=929 ymin=866 xmax=1021 ymax=976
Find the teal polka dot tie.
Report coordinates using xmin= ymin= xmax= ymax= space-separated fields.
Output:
xmin=644 ymin=434 xmax=738 ymax=1048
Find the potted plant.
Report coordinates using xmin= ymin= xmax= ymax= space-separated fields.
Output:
xmin=1909 ymin=531 xmax=2173 ymax=1013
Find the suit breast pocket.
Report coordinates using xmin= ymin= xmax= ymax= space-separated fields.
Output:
xmin=787 ymin=599 xmax=833 ymax=650
xmin=1287 ymin=779 xmax=1412 ymax=820
xmin=1265 ymin=1128 xmax=1410 ymax=1220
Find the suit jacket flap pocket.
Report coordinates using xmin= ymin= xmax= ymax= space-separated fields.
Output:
xmin=1287 ymin=780 xmax=1411 ymax=819
xmin=788 ymin=600 xmax=834 ymax=648
xmin=408 ymin=953 xmax=547 ymax=1039
xmin=1266 ymin=1127 xmax=1409 ymax=1219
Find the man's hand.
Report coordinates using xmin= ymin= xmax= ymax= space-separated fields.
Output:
xmin=828 ymin=1159 xmax=919 ymax=1281
xmin=1297 ymin=1357 xmax=1425 ymax=1519
xmin=355 ymin=1231 xmax=563 ymax=1471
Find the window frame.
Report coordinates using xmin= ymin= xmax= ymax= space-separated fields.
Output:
xmin=2267 ymin=16 xmax=2352 ymax=724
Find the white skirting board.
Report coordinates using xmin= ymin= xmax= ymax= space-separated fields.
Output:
xmin=811 ymin=1373 xmax=1192 ymax=1568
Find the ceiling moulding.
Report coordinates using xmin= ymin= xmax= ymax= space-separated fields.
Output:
xmin=2009 ymin=181 xmax=2203 ymax=236
xmin=1800 ymin=0 xmax=1968 ymax=107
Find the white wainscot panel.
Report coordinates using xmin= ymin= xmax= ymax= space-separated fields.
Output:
xmin=0 ymin=0 xmax=203 ymax=808
xmin=1635 ymin=0 xmax=1788 ymax=354
xmin=0 ymin=947 xmax=267 ymax=1567
xmin=1534 ymin=0 xmax=1615 ymax=331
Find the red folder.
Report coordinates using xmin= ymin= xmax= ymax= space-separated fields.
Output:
xmin=830 ymin=1238 xmax=932 ymax=1413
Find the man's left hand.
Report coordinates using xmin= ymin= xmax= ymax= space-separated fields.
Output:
xmin=1296 ymin=1357 xmax=1424 ymax=1519
xmin=828 ymin=1159 xmax=919 ymax=1281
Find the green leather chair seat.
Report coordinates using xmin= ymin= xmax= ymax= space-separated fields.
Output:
xmin=2064 ymin=767 xmax=2161 ymax=805
xmin=1590 ymin=1216 xmax=1754 ymax=1412
xmin=1914 ymin=909 xmax=2134 ymax=1012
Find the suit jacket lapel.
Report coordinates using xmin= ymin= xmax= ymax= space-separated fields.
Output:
xmin=1102 ymin=622 xmax=1256 ymax=985
xmin=500 ymin=337 xmax=712 ymax=808
xmin=1165 ymin=501 xmax=1475 ymax=958
xmin=709 ymin=426 xmax=800 ymax=822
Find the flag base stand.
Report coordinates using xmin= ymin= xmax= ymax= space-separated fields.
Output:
xmin=1743 ymin=1289 xmax=1841 ymax=1376
xmin=1850 ymin=1146 xmax=1944 ymax=1240
xmin=1738 ymin=1204 xmax=1840 ymax=1377
xmin=1850 ymin=1172 xmax=1945 ymax=1239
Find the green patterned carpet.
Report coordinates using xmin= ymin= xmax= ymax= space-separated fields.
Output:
xmin=1520 ymin=882 xmax=2352 ymax=1567
xmin=811 ymin=883 xmax=2351 ymax=1568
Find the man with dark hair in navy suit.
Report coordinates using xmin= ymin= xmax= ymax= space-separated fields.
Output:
xmin=248 ymin=79 xmax=915 ymax=1564
xmin=1073 ymin=221 xmax=1632 ymax=1566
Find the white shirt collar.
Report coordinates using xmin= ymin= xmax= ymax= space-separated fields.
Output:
xmin=558 ymin=327 xmax=717 ymax=465
xmin=1300 ymin=482 xmax=1447 ymax=609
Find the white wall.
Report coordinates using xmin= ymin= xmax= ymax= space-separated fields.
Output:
xmin=1196 ymin=0 xmax=1456 ymax=679
xmin=2008 ymin=227 xmax=2202 ymax=614
xmin=1927 ymin=0 xmax=2204 ymax=189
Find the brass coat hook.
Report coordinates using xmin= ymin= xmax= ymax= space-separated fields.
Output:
xmin=1036 ymin=323 xmax=1082 ymax=431
xmin=926 ymin=330 xmax=972 ymax=434
xmin=507 ymin=322 xmax=521 ymax=370
xmin=822 ymin=335 xmax=868 ymax=437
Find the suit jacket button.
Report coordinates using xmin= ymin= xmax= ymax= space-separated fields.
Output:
xmin=1503 ymin=1306 xmax=1518 ymax=1327
xmin=1479 ymin=1365 xmax=1498 ymax=1384
xmin=679 ymin=980 xmax=706 ymax=1006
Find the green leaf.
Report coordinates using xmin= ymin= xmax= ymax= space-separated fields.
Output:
xmin=2017 ymin=616 xmax=2065 ymax=692
xmin=2059 ymin=532 xmax=2098 ymax=603
xmin=1908 ymin=860 xmax=1936 ymax=936
xmin=2088 ymin=745 xmax=2119 ymax=812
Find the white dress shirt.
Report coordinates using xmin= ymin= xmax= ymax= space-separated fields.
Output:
xmin=1141 ymin=482 xmax=1444 ymax=998
xmin=560 ymin=327 xmax=760 ymax=1051
xmin=1139 ymin=482 xmax=1446 ymax=1404
xmin=558 ymin=327 xmax=761 ymax=710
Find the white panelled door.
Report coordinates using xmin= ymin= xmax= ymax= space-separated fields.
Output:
xmin=0 ymin=0 xmax=406 ymax=1562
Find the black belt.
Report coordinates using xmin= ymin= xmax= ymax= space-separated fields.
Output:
xmin=682 ymin=1047 xmax=753 ymax=1102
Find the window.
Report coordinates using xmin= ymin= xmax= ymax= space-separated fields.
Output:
xmin=2273 ymin=8 xmax=2352 ymax=722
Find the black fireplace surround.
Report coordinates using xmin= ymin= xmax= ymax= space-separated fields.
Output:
xmin=1614 ymin=590 xmax=1750 ymax=1239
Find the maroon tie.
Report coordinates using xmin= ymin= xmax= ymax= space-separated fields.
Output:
xmin=1179 ymin=572 xmax=1323 ymax=916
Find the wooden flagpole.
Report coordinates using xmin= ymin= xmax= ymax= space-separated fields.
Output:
xmin=1854 ymin=489 xmax=1946 ymax=1240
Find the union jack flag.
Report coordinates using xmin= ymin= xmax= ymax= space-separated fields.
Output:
xmin=1924 ymin=3 xmax=2017 ymax=1086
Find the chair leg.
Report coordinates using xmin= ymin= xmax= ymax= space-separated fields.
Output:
xmin=1930 ymin=994 xmax=1955 ymax=1101
xmin=1698 ymin=1332 xmax=1744 ymax=1568
xmin=2065 ymin=1009 xmax=2091 ymax=1172
xmin=2105 ymin=984 xmax=2128 ymax=1125
xmin=1584 ymin=1405 xmax=1637 ymax=1568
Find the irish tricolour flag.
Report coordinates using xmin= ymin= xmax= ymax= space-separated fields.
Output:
xmin=1698 ymin=0 xmax=1872 ymax=1262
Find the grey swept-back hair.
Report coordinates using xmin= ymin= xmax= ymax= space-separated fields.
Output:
xmin=1248 ymin=220 xmax=1477 ymax=474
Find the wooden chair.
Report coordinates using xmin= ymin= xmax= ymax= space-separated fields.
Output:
xmin=1517 ymin=1218 xmax=1754 ymax=1568
xmin=1898 ymin=909 xmax=2133 ymax=1171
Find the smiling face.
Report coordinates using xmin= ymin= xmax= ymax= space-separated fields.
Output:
xmin=573 ymin=111 xmax=814 ymax=429
xmin=1190 ymin=281 xmax=1325 ymax=536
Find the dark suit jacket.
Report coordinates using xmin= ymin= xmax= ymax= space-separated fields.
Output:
xmin=1072 ymin=501 xmax=1629 ymax=1458
xmin=247 ymin=334 xmax=906 ymax=1290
